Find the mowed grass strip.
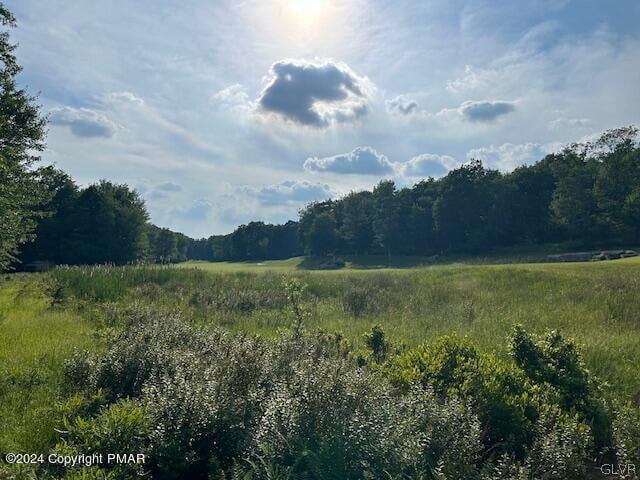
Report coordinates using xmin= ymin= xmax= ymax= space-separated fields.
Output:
xmin=0 ymin=276 xmax=97 ymax=453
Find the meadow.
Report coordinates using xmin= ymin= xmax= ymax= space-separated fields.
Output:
xmin=1 ymin=256 xmax=639 ymax=478
xmin=176 ymin=257 xmax=638 ymax=398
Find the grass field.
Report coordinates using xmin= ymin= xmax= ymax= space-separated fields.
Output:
xmin=0 ymin=275 xmax=97 ymax=454
xmin=55 ymin=256 xmax=640 ymax=399
xmin=1 ymin=256 xmax=639 ymax=476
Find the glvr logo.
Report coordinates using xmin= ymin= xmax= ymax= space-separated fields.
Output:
xmin=600 ymin=464 xmax=636 ymax=476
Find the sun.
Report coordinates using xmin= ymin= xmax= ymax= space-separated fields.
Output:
xmin=288 ymin=0 xmax=326 ymax=19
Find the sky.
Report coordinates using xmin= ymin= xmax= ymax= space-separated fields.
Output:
xmin=7 ymin=0 xmax=640 ymax=237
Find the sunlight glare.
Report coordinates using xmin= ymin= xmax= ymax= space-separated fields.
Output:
xmin=289 ymin=0 xmax=325 ymax=19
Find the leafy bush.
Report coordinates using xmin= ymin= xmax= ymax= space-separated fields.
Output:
xmin=53 ymin=400 xmax=149 ymax=480
xmin=386 ymin=335 xmax=542 ymax=457
xmin=363 ymin=324 xmax=389 ymax=363
xmin=255 ymin=361 xmax=483 ymax=479
xmin=509 ymin=325 xmax=613 ymax=452
xmin=58 ymin=309 xmax=486 ymax=479
xmin=613 ymin=402 xmax=640 ymax=468
xmin=55 ymin=308 xmax=629 ymax=479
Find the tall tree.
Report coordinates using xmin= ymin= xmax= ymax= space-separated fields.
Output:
xmin=341 ymin=191 xmax=374 ymax=255
xmin=154 ymin=228 xmax=178 ymax=263
xmin=549 ymin=150 xmax=600 ymax=241
xmin=307 ymin=212 xmax=338 ymax=256
xmin=19 ymin=167 xmax=78 ymax=265
xmin=0 ymin=4 xmax=47 ymax=270
xmin=593 ymin=127 xmax=640 ymax=241
xmin=68 ymin=181 xmax=149 ymax=265
xmin=372 ymin=180 xmax=400 ymax=257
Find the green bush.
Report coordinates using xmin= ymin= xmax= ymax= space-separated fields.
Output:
xmin=509 ymin=325 xmax=613 ymax=452
xmin=613 ymin=402 xmax=640 ymax=468
xmin=53 ymin=401 xmax=148 ymax=480
xmin=386 ymin=335 xmax=541 ymax=457
xmin=58 ymin=309 xmax=486 ymax=479
xmin=55 ymin=308 xmax=627 ymax=479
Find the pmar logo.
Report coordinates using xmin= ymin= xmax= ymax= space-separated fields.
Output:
xmin=600 ymin=464 xmax=636 ymax=476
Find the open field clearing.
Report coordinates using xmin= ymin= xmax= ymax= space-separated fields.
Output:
xmin=52 ymin=256 xmax=640 ymax=399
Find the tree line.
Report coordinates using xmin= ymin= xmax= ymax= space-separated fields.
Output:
xmin=13 ymin=125 xmax=639 ymax=270
xmin=14 ymin=167 xmax=302 ymax=268
xmin=299 ymin=128 xmax=640 ymax=258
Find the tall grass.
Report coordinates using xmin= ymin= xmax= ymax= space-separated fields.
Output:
xmin=50 ymin=259 xmax=640 ymax=400
xmin=0 ymin=277 xmax=96 ymax=453
xmin=51 ymin=265 xmax=209 ymax=301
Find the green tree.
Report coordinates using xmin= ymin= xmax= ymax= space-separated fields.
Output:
xmin=154 ymin=228 xmax=178 ymax=263
xmin=548 ymin=150 xmax=600 ymax=241
xmin=307 ymin=212 xmax=338 ymax=256
xmin=19 ymin=167 xmax=78 ymax=265
xmin=0 ymin=4 xmax=47 ymax=270
xmin=433 ymin=161 xmax=498 ymax=251
xmin=340 ymin=191 xmax=374 ymax=255
xmin=68 ymin=181 xmax=149 ymax=265
xmin=372 ymin=180 xmax=400 ymax=257
xmin=593 ymin=127 xmax=640 ymax=241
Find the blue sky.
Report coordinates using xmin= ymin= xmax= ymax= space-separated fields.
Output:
xmin=8 ymin=0 xmax=640 ymax=237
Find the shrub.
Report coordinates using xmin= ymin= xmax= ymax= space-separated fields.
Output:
xmin=612 ymin=402 xmax=640 ymax=468
xmin=254 ymin=359 xmax=483 ymax=479
xmin=363 ymin=324 xmax=389 ymax=363
xmin=509 ymin=325 xmax=613 ymax=452
xmin=53 ymin=401 xmax=149 ymax=480
xmin=57 ymin=310 xmax=615 ymax=479
xmin=386 ymin=336 xmax=541 ymax=458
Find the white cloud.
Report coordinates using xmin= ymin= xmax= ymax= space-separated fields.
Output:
xmin=240 ymin=180 xmax=333 ymax=206
xmin=212 ymin=84 xmax=252 ymax=113
xmin=401 ymin=154 xmax=456 ymax=178
xmin=304 ymin=147 xmax=394 ymax=175
xmin=466 ymin=142 xmax=557 ymax=171
xmin=548 ymin=116 xmax=591 ymax=130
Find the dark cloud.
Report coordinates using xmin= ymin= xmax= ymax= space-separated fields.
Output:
xmin=402 ymin=154 xmax=454 ymax=178
xmin=304 ymin=147 xmax=393 ymax=175
xmin=458 ymin=100 xmax=516 ymax=122
xmin=49 ymin=106 xmax=118 ymax=138
xmin=258 ymin=59 xmax=370 ymax=128
xmin=241 ymin=181 xmax=332 ymax=206
xmin=386 ymin=95 xmax=418 ymax=115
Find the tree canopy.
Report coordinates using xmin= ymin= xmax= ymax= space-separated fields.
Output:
xmin=0 ymin=4 xmax=47 ymax=270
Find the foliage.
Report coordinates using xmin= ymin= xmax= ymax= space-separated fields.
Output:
xmin=363 ymin=324 xmax=389 ymax=363
xmin=386 ymin=335 xmax=544 ymax=458
xmin=53 ymin=401 xmax=149 ymax=480
xmin=612 ymin=402 xmax=640 ymax=468
xmin=283 ymin=277 xmax=309 ymax=334
xmin=59 ymin=308 xmax=488 ymax=479
xmin=509 ymin=325 xmax=612 ymax=452
xmin=297 ymin=127 xmax=640 ymax=258
xmin=3 ymin=268 xmax=640 ymax=479
xmin=0 ymin=3 xmax=47 ymax=271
